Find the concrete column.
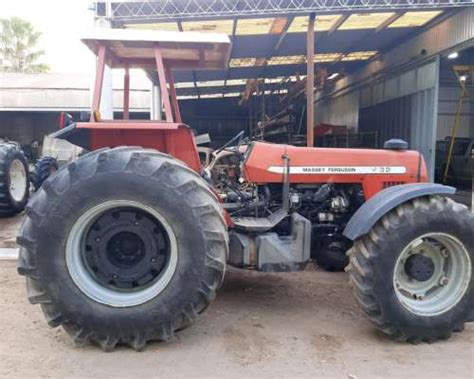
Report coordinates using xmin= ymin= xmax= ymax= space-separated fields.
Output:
xmin=150 ymin=84 xmax=162 ymax=120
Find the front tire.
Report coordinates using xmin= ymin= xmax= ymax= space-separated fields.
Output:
xmin=346 ymin=196 xmax=473 ymax=342
xmin=32 ymin=156 xmax=58 ymax=191
xmin=0 ymin=143 xmax=29 ymax=217
xmin=17 ymin=147 xmax=228 ymax=351
xmin=312 ymin=236 xmax=351 ymax=272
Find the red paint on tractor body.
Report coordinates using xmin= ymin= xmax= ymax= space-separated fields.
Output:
xmin=242 ymin=142 xmax=428 ymax=199
xmin=76 ymin=121 xmax=202 ymax=173
xmin=77 ymin=35 xmax=427 ymax=215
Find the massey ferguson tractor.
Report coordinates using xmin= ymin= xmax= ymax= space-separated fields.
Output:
xmin=17 ymin=29 xmax=473 ymax=351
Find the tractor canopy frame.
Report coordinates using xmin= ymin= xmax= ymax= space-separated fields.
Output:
xmin=55 ymin=28 xmax=231 ymax=173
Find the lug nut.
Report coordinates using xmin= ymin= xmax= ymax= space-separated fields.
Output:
xmin=151 ymin=257 xmax=157 ymax=263
xmin=95 ymin=237 xmax=101 ymax=243
xmin=439 ymin=276 xmax=449 ymax=286
xmin=415 ymin=294 xmax=424 ymax=301
xmin=112 ymin=274 xmax=118 ymax=279
xmin=134 ymin=221 xmax=139 ymax=226
xmin=440 ymin=248 xmax=449 ymax=258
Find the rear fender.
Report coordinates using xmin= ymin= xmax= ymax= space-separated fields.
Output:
xmin=343 ymin=183 xmax=456 ymax=241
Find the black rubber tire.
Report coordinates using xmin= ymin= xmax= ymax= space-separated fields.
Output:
xmin=0 ymin=143 xmax=29 ymax=217
xmin=17 ymin=147 xmax=228 ymax=351
xmin=312 ymin=236 xmax=351 ymax=272
xmin=32 ymin=156 xmax=58 ymax=191
xmin=346 ymin=196 xmax=474 ymax=343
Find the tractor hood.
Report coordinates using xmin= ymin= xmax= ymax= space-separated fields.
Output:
xmin=242 ymin=142 xmax=428 ymax=197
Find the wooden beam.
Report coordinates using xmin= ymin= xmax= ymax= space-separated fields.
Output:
xmin=376 ymin=12 xmax=404 ymax=33
xmin=223 ymin=18 xmax=238 ymax=97
xmin=123 ymin=66 xmax=130 ymax=120
xmin=274 ymin=16 xmax=293 ymax=52
xmin=306 ymin=13 xmax=315 ymax=147
xmin=166 ymin=67 xmax=182 ymax=123
xmin=240 ymin=16 xmax=293 ymax=103
xmin=328 ymin=14 xmax=348 ymax=35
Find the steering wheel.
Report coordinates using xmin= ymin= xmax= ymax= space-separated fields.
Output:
xmin=214 ymin=130 xmax=245 ymax=155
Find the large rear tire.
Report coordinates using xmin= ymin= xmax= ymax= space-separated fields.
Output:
xmin=346 ymin=196 xmax=473 ymax=343
xmin=0 ymin=142 xmax=29 ymax=217
xmin=17 ymin=147 xmax=228 ymax=351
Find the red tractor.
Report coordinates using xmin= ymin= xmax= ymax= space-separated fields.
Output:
xmin=17 ymin=29 xmax=473 ymax=351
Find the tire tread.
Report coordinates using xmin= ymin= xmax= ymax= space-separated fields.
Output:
xmin=347 ymin=195 xmax=472 ymax=343
xmin=18 ymin=147 xmax=228 ymax=351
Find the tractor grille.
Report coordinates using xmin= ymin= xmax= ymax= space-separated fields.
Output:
xmin=383 ymin=181 xmax=405 ymax=188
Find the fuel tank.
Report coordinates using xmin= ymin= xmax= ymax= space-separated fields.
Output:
xmin=242 ymin=142 xmax=428 ymax=199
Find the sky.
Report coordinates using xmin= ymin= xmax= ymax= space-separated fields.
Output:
xmin=2 ymin=0 xmax=104 ymax=74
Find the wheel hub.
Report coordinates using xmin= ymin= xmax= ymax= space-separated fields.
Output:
xmin=393 ymin=233 xmax=471 ymax=316
xmin=80 ymin=206 xmax=171 ymax=293
xmin=107 ymin=231 xmax=146 ymax=268
xmin=9 ymin=159 xmax=27 ymax=202
xmin=404 ymin=254 xmax=435 ymax=282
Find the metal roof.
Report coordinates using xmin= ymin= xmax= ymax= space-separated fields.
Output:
xmin=95 ymin=2 xmax=470 ymax=99
xmin=101 ymin=1 xmax=471 ymax=21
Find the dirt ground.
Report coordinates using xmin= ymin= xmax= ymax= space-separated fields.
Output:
xmin=0 ymin=261 xmax=472 ymax=378
xmin=0 ymin=213 xmax=22 ymax=249
xmin=0 ymin=192 xmax=473 ymax=379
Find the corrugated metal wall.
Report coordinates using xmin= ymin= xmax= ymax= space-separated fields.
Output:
xmin=314 ymin=91 xmax=359 ymax=129
xmin=358 ymin=60 xmax=439 ymax=179
xmin=359 ymin=88 xmax=437 ymax=178
xmin=437 ymin=57 xmax=474 ymax=140
xmin=359 ymin=61 xmax=438 ymax=108
xmin=411 ymin=88 xmax=437 ymax=173
xmin=438 ymin=87 xmax=474 ymax=139
xmin=359 ymin=95 xmax=411 ymax=146
xmin=313 ymin=9 xmax=473 ymax=181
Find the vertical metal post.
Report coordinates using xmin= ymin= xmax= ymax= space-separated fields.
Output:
xmin=93 ymin=14 xmax=114 ymax=120
xmin=430 ymin=55 xmax=440 ymax=182
xmin=150 ymin=84 xmax=162 ymax=120
xmin=443 ymin=66 xmax=467 ymax=183
xmin=154 ymin=45 xmax=174 ymax=123
xmin=166 ymin=67 xmax=182 ymax=123
xmin=91 ymin=44 xmax=106 ymax=121
xmin=306 ymin=13 xmax=315 ymax=147
xmin=123 ymin=66 xmax=130 ymax=120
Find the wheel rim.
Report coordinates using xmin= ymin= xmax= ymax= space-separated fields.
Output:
xmin=66 ymin=200 xmax=178 ymax=307
xmin=9 ymin=159 xmax=27 ymax=202
xmin=393 ymin=233 xmax=471 ymax=316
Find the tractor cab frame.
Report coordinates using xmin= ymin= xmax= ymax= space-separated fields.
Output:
xmin=55 ymin=28 xmax=231 ymax=173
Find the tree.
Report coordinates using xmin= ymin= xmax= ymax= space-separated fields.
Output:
xmin=0 ymin=17 xmax=49 ymax=73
